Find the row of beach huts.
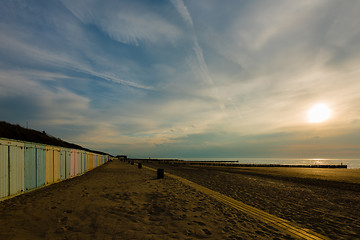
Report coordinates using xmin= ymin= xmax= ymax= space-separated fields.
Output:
xmin=0 ymin=137 xmax=112 ymax=201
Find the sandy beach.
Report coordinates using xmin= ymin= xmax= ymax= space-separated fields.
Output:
xmin=143 ymin=161 xmax=360 ymax=239
xmin=1 ymin=160 xmax=296 ymax=240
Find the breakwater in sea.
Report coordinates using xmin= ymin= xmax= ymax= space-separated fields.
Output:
xmin=129 ymin=158 xmax=347 ymax=168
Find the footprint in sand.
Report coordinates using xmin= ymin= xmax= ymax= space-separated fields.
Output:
xmin=184 ymin=229 xmax=192 ymax=236
xmin=222 ymin=226 xmax=233 ymax=233
xmin=170 ymin=214 xmax=186 ymax=220
xmin=202 ymin=228 xmax=212 ymax=235
xmin=193 ymin=221 xmax=206 ymax=226
xmin=60 ymin=217 xmax=68 ymax=223
xmin=65 ymin=225 xmax=74 ymax=231
xmin=192 ymin=206 xmax=205 ymax=212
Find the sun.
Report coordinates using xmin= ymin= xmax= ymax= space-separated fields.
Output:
xmin=307 ymin=104 xmax=331 ymax=123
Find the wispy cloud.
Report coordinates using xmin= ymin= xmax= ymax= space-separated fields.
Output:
xmin=61 ymin=0 xmax=182 ymax=45
xmin=170 ymin=0 xmax=225 ymax=114
xmin=0 ymin=69 xmax=90 ymax=128
xmin=0 ymin=24 xmax=152 ymax=91
xmin=170 ymin=0 xmax=194 ymax=26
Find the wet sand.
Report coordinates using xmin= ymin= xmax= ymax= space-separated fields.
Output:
xmin=0 ymin=160 xmax=295 ymax=240
xmin=144 ymin=162 xmax=360 ymax=239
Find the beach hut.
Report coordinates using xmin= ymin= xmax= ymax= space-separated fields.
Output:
xmin=24 ymin=142 xmax=36 ymax=192
xmin=65 ymin=148 xmax=71 ymax=179
xmin=88 ymin=153 xmax=94 ymax=170
xmin=0 ymin=139 xmax=10 ymax=198
xmin=9 ymin=140 xmax=25 ymax=196
xmin=74 ymin=149 xmax=79 ymax=176
xmin=36 ymin=144 xmax=46 ymax=187
xmin=12 ymin=140 xmax=24 ymax=195
xmin=60 ymin=148 xmax=66 ymax=180
xmin=83 ymin=151 xmax=88 ymax=172
xmin=70 ymin=149 xmax=75 ymax=177
xmin=46 ymin=146 xmax=54 ymax=185
xmin=94 ymin=154 xmax=98 ymax=168
xmin=77 ymin=150 xmax=82 ymax=175
xmin=78 ymin=150 xmax=86 ymax=175
xmin=82 ymin=151 xmax=87 ymax=173
xmin=53 ymin=147 xmax=60 ymax=182
xmin=0 ymin=139 xmax=25 ymax=198
xmin=81 ymin=151 xmax=86 ymax=174
xmin=81 ymin=150 xmax=85 ymax=174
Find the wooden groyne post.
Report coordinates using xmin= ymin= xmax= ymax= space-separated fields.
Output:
xmin=157 ymin=169 xmax=164 ymax=179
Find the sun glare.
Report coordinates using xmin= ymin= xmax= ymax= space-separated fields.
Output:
xmin=307 ymin=104 xmax=331 ymax=123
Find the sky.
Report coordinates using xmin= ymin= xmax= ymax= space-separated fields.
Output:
xmin=1 ymin=0 xmax=360 ymax=159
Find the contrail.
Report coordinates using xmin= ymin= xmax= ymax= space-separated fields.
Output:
xmin=170 ymin=0 xmax=194 ymax=26
xmin=171 ymin=0 xmax=225 ymax=112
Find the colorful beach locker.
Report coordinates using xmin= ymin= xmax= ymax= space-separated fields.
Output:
xmin=9 ymin=140 xmax=24 ymax=196
xmin=93 ymin=154 xmax=98 ymax=168
xmin=74 ymin=150 xmax=78 ymax=176
xmin=36 ymin=144 xmax=46 ymax=187
xmin=46 ymin=146 xmax=54 ymax=185
xmin=24 ymin=143 xmax=36 ymax=192
xmin=60 ymin=148 xmax=66 ymax=180
xmin=0 ymin=139 xmax=9 ymax=198
xmin=78 ymin=151 xmax=86 ymax=174
xmin=53 ymin=147 xmax=60 ymax=182
xmin=65 ymin=148 xmax=71 ymax=179
xmin=81 ymin=151 xmax=86 ymax=173
xmin=77 ymin=150 xmax=83 ymax=175
xmin=0 ymin=139 xmax=25 ymax=197
xmin=70 ymin=149 xmax=75 ymax=177
xmin=70 ymin=149 xmax=79 ymax=177
xmin=88 ymin=153 xmax=94 ymax=170
xmin=84 ymin=152 xmax=88 ymax=172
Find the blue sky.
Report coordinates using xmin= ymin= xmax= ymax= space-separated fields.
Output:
xmin=1 ymin=0 xmax=360 ymax=158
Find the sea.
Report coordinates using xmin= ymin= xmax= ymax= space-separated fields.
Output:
xmin=180 ymin=158 xmax=360 ymax=169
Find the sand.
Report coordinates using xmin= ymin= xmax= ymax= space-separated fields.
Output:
xmin=0 ymin=160 xmax=295 ymax=240
xmin=143 ymin=162 xmax=360 ymax=239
